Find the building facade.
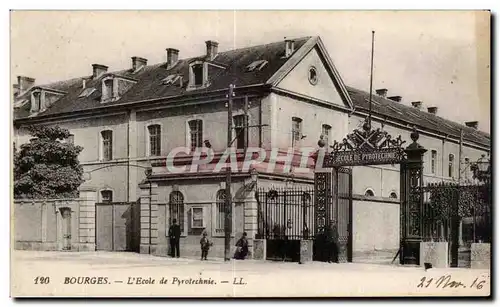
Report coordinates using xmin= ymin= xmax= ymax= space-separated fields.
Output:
xmin=13 ymin=36 xmax=490 ymax=259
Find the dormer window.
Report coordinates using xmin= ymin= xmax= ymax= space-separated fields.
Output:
xmin=100 ymin=75 xmax=137 ymax=103
xmin=29 ymin=87 xmax=66 ymax=114
xmin=246 ymin=60 xmax=268 ymax=72
xmin=187 ymin=61 xmax=209 ymax=90
xmin=102 ymin=78 xmax=114 ymax=102
xmin=193 ymin=64 xmax=203 ymax=86
xmin=32 ymin=91 xmax=41 ymax=112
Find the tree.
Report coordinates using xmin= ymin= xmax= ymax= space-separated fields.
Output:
xmin=14 ymin=125 xmax=84 ymax=199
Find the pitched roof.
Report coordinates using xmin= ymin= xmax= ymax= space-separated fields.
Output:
xmin=13 ymin=36 xmax=490 ymax=148
xmin=14 ymin=37 xmax=312 ymax=119
xmin=346 ymin=86 xmax=490 ymax=147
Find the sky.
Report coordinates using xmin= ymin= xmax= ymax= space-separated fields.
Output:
xmin=10 ymin=10 xmax=491 ymax=133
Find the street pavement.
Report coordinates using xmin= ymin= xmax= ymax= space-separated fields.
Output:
xmin=10 ymin=250 xmax=491 ymax=298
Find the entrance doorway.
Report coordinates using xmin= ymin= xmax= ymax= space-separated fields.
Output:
xmin=60 ymin=207 xmax=72 ymax=251
xmin=95 ymin=202 xmax=140 ymax=252
xmin=314 ymin=120 xmax=426 ymax=265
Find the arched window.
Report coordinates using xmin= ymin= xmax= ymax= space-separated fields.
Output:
xmin=321 ymin=124 xmax=332 ymax=147
xmin=389 ymin=192 xmax=398 ymax=199
xmin=430 ymin=150 xmax=437 ymax=174
xmin=100 ymin=190 xmax=113 ymax=203
xmin=169 ymin=191 xmax=184 ymax=233
xmin=364 ymin=189 xmax=375 ymax=197
xmin=215 ymin=189 xmax=226 ymax=234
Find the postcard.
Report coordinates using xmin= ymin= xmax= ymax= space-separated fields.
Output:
xmin=10 ymin=10 xmax=491 ymax=298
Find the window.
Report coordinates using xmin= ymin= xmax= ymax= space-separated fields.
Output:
xmin=101 ymin=190 xmax=113 ymax=203
xmin=79 ymin=88 xmax=96 ymax=98
xmin=32 ymin=91 xmax=41 ymax=112
xmin=464 ymin=157 xmax=470 ymax=180
xmin=188 ymin=119 xmax=203 ymax=151
xmin=191 ymin=207 xmax=206 ymax=229
xmin=389 ymin=192 xmax=398 ymax=199
xmin=102 ymin=79 xmax=114 ymax=101
xmin=364 ymin=189 xmax=375 ymax=197
xmin=169 ymin=191 xmax=184 ymax=234
xmin=321 ymin=124 xmax=332 ymax=147
xmin=233 ymin=114 xmax=248 ymax=149
xmin=292 ymin=117 xmax=303 ymax=147
xmin=101 ymin=130 xmax=113 ymax=161
xmin=192 ymin=64 xmax=203 ymax=86
xmin=431 ymin=150 xmax=437 ymax=174
xmin=148 ymin=125 xmax=161 ymax=156
xmin=448 ymin=154 xmax=455 ymax=178
xmin=67 ymin=134 xmax=74 ymax=145
xmin=162 ymin=74 xmax=181 ymax=85
xmin=246 ymin=60 xmax=268 ymax=72
xmin=215 ymin=189 xmax=226 ymax=234
xmin=308 ymin=66 xmax=318 ymax=85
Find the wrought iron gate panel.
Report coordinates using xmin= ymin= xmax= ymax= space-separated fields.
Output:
xmin=257 ymin=188 xmax=315 ymax=241
xmin=336 ymin=167 xmax=353 ymax=263
xmin=314 ymin=172 xmax=332 ymax=235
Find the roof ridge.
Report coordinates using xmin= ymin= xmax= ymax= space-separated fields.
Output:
xmin=29 ymin=36 xmax=313 ymax=90
xmin=347 ymin=86 xmax=490 ymax=137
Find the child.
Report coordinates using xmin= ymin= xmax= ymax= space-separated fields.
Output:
xmin=200 ymin=231 xmax=212 ymax=261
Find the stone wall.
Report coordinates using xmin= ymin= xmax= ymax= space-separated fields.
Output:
xmin=13 ymin=188 xmax=97 ymax=252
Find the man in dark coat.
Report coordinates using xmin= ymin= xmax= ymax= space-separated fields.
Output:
xmin=325 ymin=220 xmax=339 ymax=263
xmin=168 ymin=219 xmax=181 ymax=258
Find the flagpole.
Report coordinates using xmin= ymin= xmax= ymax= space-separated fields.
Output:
xmin=368 ymin=30 xmax=375 ymax=127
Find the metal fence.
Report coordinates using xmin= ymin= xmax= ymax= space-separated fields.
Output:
xmin=256 ymin=187 xmax=316 ymax=241
xmin=422 ymin=182 xmax=491 ymax=244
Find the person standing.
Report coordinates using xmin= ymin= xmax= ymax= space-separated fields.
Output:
xmin=168 ymin=218 xmax=181 ymax=258
xmin=234 ymin=232 xmax=249 ymax=260
xmin=199 ymin=231 xmax=212 ymax=261
xmin=325 ymin=220 xmax=339 ymax=263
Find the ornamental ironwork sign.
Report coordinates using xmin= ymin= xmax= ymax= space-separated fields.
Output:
xmin=322 ymin=120 xmax=406 ymax=167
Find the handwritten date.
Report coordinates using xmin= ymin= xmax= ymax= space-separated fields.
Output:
xmin=417 ymin=275 xmax=487 ymax=289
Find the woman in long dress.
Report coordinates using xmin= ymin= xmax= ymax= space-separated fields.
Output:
xmin=234 ymin=232 xmax=249 ymax=260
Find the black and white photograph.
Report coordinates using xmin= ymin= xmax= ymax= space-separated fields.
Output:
xmin=8 ymin=10 xmax=492 ymax=298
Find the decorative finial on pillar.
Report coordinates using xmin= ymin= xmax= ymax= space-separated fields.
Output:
xmin=363 ymin=118 xmax=371 ymax=132
xmin=410 ymin=127 xmax=419 ymax=143
xmin=318 ymin=135 xmax=326 ymax=148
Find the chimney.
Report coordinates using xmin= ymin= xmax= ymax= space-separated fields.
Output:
xmin=131 ymin=56 xmax=147 ymax=71
xmin=166 ymin=48 xmax=179 ymax=68
xmin=285 ymin=38 xmax=295 ymax=57
xmin=205 ymin=40 xmax=218 ymax=60
xmin=465 ymin=121 xmax=479 ymax=129
xmin=427 ymin=107 xmax=438 ymax=115
xmin=17 ymin=76 xmax=35 ymax=92
xmin=411 ymin=101 xmax=423 ymax=109
xmin=388 ymin=96 xmax=402 ymax=102
xmin=92 ymin=64 xmax=108 ymax=79
xmin=375 ymin=88 xmax=388 ymax=98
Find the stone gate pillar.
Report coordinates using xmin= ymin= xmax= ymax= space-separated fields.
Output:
xmin=244 ymin=192 xmax=259 ymax=259
xmin=139 ymin=181 xmax=159 ymax=254
xmin=78 ymin=187 xmax=97 ymax=251
xmin=400 ymin=129 xmax=427 ymax=265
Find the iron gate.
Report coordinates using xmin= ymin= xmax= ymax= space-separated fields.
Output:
xmin=421 ymin=182 xmax=491 ymax=268
xmin=314 ymin=167 xmax=353 ymax=263
xmin=256 ymin=167 xmax=352 ymax=262
xmin=335 ymin=167 xmax=353 ymax=263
